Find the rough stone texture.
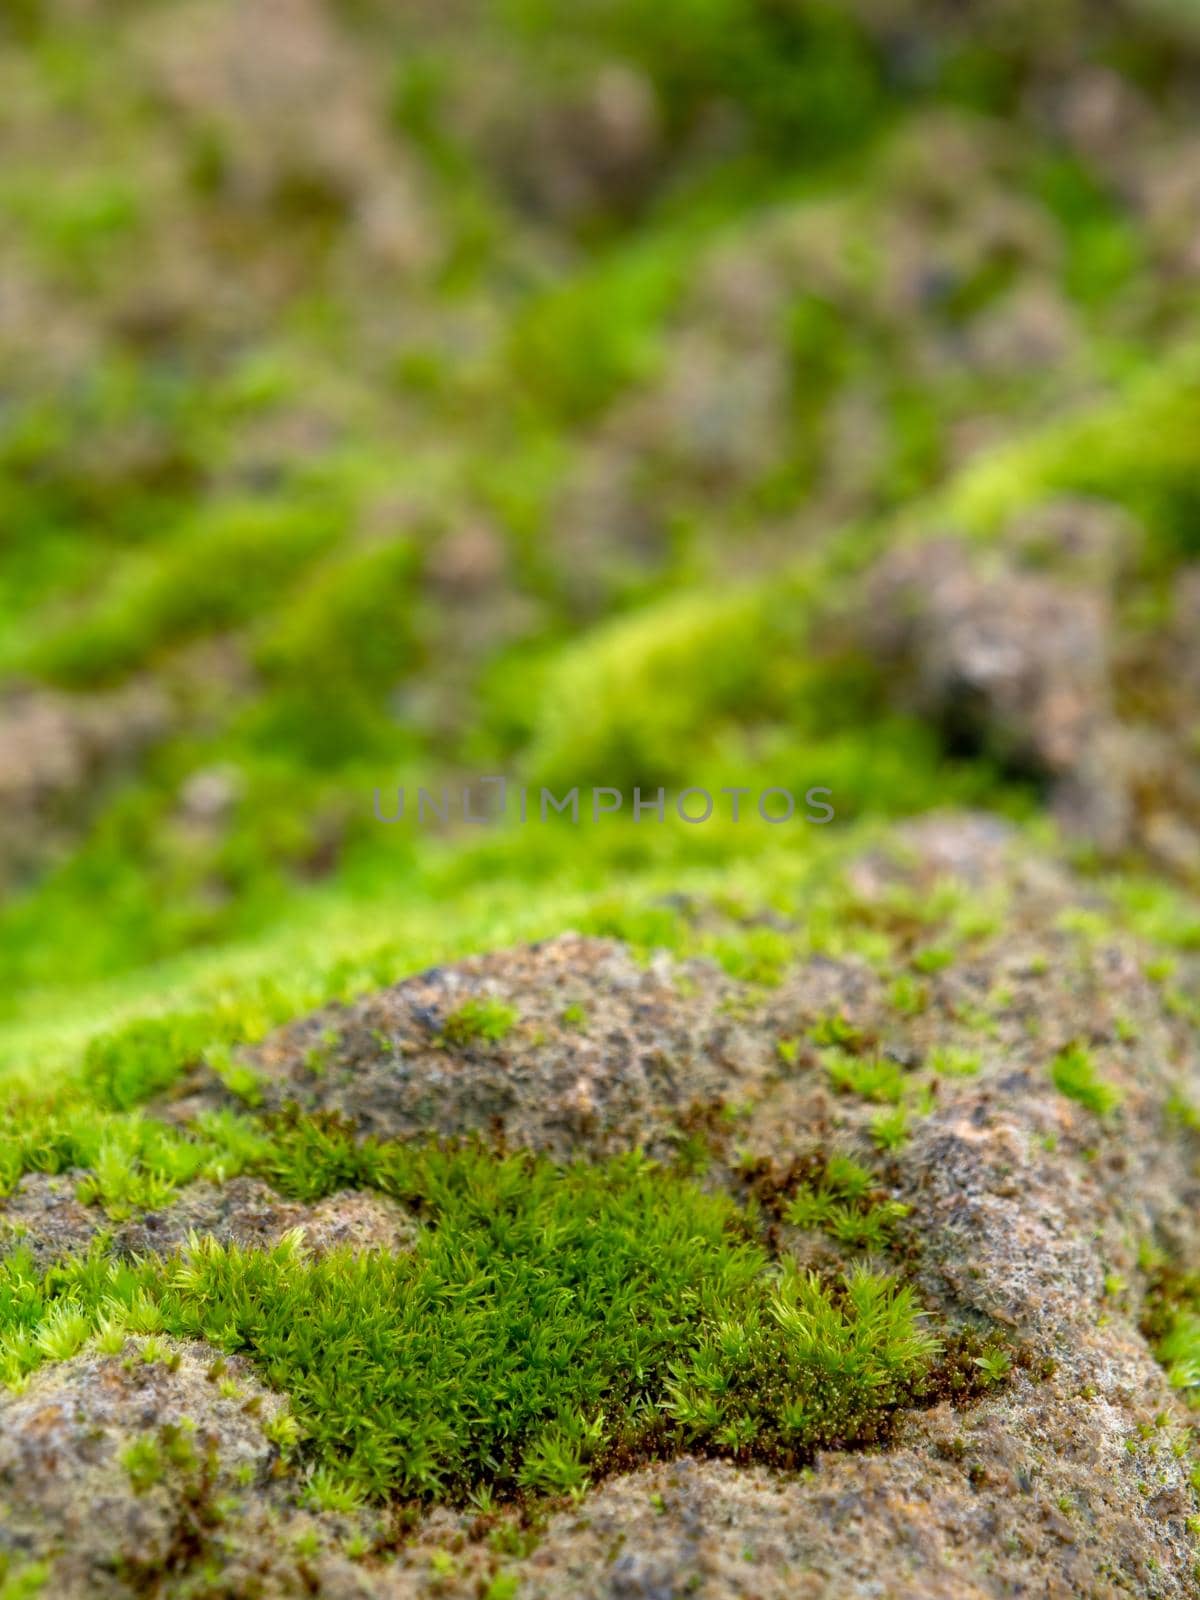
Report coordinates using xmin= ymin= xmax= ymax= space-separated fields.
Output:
xmin=5 ymin=815 xmax=1200 ymax=1595
xmin=861 ymin=532 xmax=1200 ymax=875
xmin=144 ymin=0 xmax=437 ymax=275
xmin=476 ymin=62 xmax=664 ymax=225
xmin=166 ymin=933 xmax=774 ymax=1162
xmin=0 ymin=1174 xmax=418 ymax=1272
xmin=0 ymin=1339 xmax=305 ymax=1598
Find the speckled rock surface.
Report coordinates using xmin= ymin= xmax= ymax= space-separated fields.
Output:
xmin=0 ymin=1339 xmax=309 ymax=1598
xmin=1 ymin=1174 xmax=417 ymax=1271
xmin=165 ymin=933 xmax=770 ymax=1162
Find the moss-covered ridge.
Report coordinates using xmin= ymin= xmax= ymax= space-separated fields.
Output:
xmin=2 ymin=0 xmax=1200 ymax=1044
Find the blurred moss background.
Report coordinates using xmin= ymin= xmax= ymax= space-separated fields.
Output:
xmin=1 ymin=0 xmax=1199 ymax=1080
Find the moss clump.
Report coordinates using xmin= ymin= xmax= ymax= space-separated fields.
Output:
xmin=952 ymin=346 xmax=1200 ymax=570
xmin=1050 ymin=1042 xmax=1124 ymax=1118
xmin=1140 ymin=1260 xmax=1200 ymax=1412
xmin=824 ymin=1049 xmax=908 ymax=1105
xmin=22 ymin=499 xmax=341 ymax=688
xmin=0 ymin=1555 xmax=49 ymax=1600
xmin=0 ymin=1142 xmax=942 ymax=1504
xmin=784 ymin=1154 xmax=911 ymax=1249
xmin=438 ymin=997 xmax=520 ymax=1047
xmin=929 ymin=1046 xmax=981 ymax=1078
xmin=0 ymin=1094 xmax=271 ymax=1218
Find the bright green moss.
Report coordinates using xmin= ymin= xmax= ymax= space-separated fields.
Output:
xmin=706 ymin=926 xmax=796 ymax=986
xmin=953 ymin=345 xmax=1200 ymax=567
xmin=869 ymin=1108 xmax=911 ymax=1151
xmin=1142 ymin=1264 xmax=1200 ymax=1408
xmin=824 ymin=1050 xmax=908 ymax=1106
xmin=888 ymin=975 xmax=928 ymax=1017
xmin=525 ymin=585 xmax=790 ymax=792
xmin=23 ymin=498 xmax=343 ymax=687
xmin=0 ymin=1555 xmax=49 ymax=1600
xmin=929 ymin=1046 xmax=982 ymax=1079
xmin=0 ymin=1096 xmax=271 ymax=1218
xmin=246 ymin=537 xmax=423 ymax=767
xmin=1050 ymin=1042 xmax=1124 ymax=1118
xmin=1166 ymin=1091 xmax=1200 ymax=1134
xmin=808 ymin=1011 xmax=866 ymax=1051
xmin=972 ymin=1348 xmax=1013 ymax=1385
xmin=438 ymin=997 xmax=520 ymax=1046
xmin=784 ymin=1154 xmax=910 ymax=1248
xmin=121 ymin=1432 xmax=167 ymax=1494
xmin=1159 ymin=1309 xmax=1200 ymax=1402
xmin=81 ymin=1013 xmax=232 ymax=1112
xmin=506 ymin=244 xmax=685 ymax=424
xmin=0 ymin=1144 xmax=941 ymax=1503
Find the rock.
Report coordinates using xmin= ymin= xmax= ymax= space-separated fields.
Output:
xmin=1 ymin=1174 xmax=417 ymax=1272
xmin=1006 ymin=496 xmax=1135 ymax=588
xmin=144 ymin=0 xmax=437 ymax=272
xmin=0 ymin=1172 xmax=99 ymax=1271
xmin=176 ymin=765 xmax=242 ymax=827
xmin=173 ymin=933 xmax=773 ymax=1163
xmin=473 ymin=63 xmax=663 ymax=225
xmin=0 ymin=1340 xmax=302 ymax=1598
xmin=864 ymin=538 xmax=1112 ymax=779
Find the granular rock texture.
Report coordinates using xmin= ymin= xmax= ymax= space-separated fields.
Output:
xmin=0 ymin=1340 xmax=303 ymax=1597
xmin=1 ymin=1173 xmax=417 ymax=1271
xmin=864 ymin=538 xmax=1111 ymax=780
xmin=167 ymin=933 xmax=772 ymax=1162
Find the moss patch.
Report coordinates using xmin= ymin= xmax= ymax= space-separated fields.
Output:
xmin=0 ymin=1140 xmax=946 ymax=1505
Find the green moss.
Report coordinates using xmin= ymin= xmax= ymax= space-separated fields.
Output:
xmin=526 ymin=585 xmax=790 ymax=792
xmin=1049 ymin=1042 xmax=1124 ymax=1118
xmin=0 ymin=1143 xmax=942 ymax=1503
xmin=506 ymin=244 xmax=685 ymax=424
xmin=247 ymin=537 xmax=423 ymax=767
xmin=1141 ymin=1263 xmax=1200 ymax=1408
xmin=808 ymin=1011 xmax=866 ymax=1051
xmin=438 ymin=997 xmax=520 ymax=1047
xmin=869 ymin=1107 xmax=911 ymax=1151
xmin=0 ymin=1556 xmax=49 ymax=1600
xmin=953 ymin=345 xmax=1200 ymax=568
xmin=824 ymin=1050 xmax=908 ymax=1106
xmin=1166 ymin=1091 xmax=1200 ymax=1134
xmin=0 ymin=1095 xmax=272 ymax=1218
xmin=888 ymin=975 xmax=928 ymax=1017
xmin=20 ymin=497 xmax=344 ymax=687
xmin=510 ymin=0 xmax=887 ymax=157
xmin=972 ymin=1347 xmax=1013 ymax=1385
xmin=929 ymin=1046 xmax=982 ymax=1079
xmin=0 ymin=12 xmax=1198 ymax=1559
xmin=1 ymin=170 xmax=141 ymax=278
xmin=122 ymin=1431 xmax=168 ymax=1494
xmin=784 ymin=1154 xmax=910 ymax=1248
